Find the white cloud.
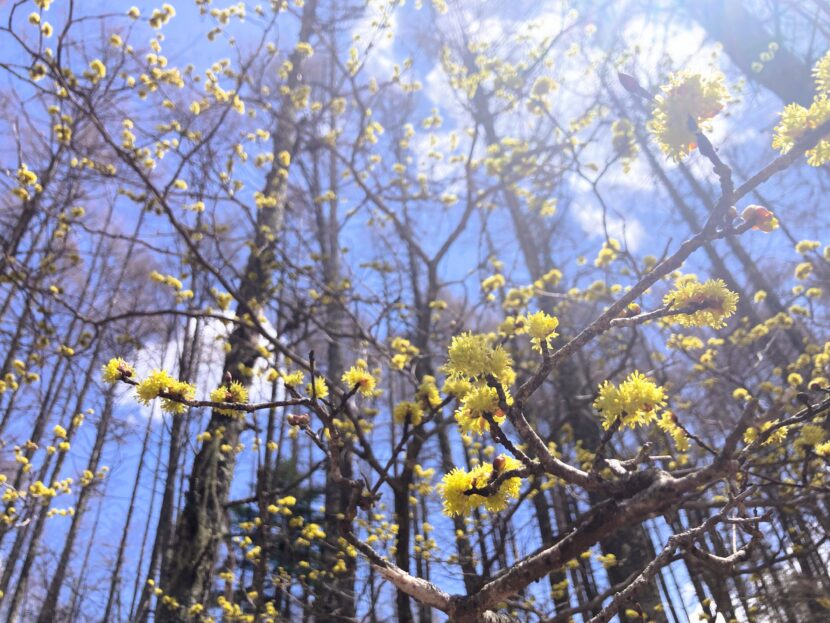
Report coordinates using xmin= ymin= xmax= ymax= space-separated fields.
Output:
xmin=351 ymin=1 xmax=399 ymax=77
xmin=573 ymin=203 xmax=645 ymax=251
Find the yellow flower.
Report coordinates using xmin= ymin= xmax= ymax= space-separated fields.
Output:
xmin=794 ymin=262 xmax=813 ymax=280
xmin=281 ymin=370 xmax=305 ymax=387
xmin=795 ymin=240 xmax=821 ymax=254
xmin=136 ymin=370 xmax=195 ymax=415
xmin=481 ymin=273 xmax=505 ymax=293
xmin=390 ymin=337 xmax=420 ymax=370
xmin=455 ymin=385 xmax=507 ymax=435
xmin=531 ymin=76 xmax=557 ymax=98
xmin=306 ymin=376 xmax=329 ymax=399
xmin=393 ymin=401 xmax=423 ymax=427
xmin=772 ymin=96 xmax=830 ymax=166
xmin=522 ymin=310 xmax=559 ymax=352
xmin=663 ymin=277 xmax=738 ymax=329
xmin=295 ymin=42 xmax=314 ymax=57
xmin=796 ymin=424 xmax=825 ymax=448
xmin=649 ymin=71 xmax=729 ymax=161
xmin=209 ymin=380 xmax=248 ymax=416
xmin=101 ymin=358 xmax=134 ymax=384
xmin=17 ymin=164 xmax=38 ymax=187
xmin=341 ymin=364 xmax=376 ymax=397
xmin=445 ymin=332 xmax=514 ymax=386
xmin=416 ymin=375 xmax=442 ymax=409
xmin=656 ymin=411 xmax=688 ymax=451
xmin=88 ymin=59 xmax=107 ymax=83
xmin=594 ymin=239 xmax=619 ymax=268
xmin=593 ymin=371 xmax=666 ymax=429
xmin=598 ymin=553 xmax=617 ymax=568
xmin=814 ymin=51 xmax=830 ymax=94
xmin=439 ymin=455 xmax=522 ymax=517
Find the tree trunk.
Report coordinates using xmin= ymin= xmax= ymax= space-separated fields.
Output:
xmin=156 ymin=1 xmax=319 ymax=616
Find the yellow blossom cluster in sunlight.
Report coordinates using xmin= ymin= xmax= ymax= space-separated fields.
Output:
xmin=663 ymin=277 xmax=739 ymax=329
xmin=772 ymin=51 xmax=830 ymax=165
xmin=341 ymin=360 xmax=378 ymax=397
xmin=454 ymin=385 xmax=508 ymax=434
xmin=443 ymin=333 xmax=519 ymax=435
xmin=135 ymin=369 xmax=196 ymax=415
xmin=523 ymin=310 xmax=559 ymax=352
xmin=306 ymin=375 xmax=329 ymax=399
xmin=209 ymin=380 xmax=249 ymax=416
xmin=440 ymin=455 xmax=522 ymax=517
xmin=649 ymin=71 xmax=729 ymax=161
xmin=444 ymin=332 xmax=515 ymax=386
xmin=593 ymin=371 xmax=667 ymax=429
xmin=101 ymin=357 xmax=135 ymax=384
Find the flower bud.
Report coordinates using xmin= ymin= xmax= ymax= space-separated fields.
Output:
xmin=287 ymin=413 xmax=310 ymax=427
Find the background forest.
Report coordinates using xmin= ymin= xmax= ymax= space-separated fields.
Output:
xmin=1 ymin=0 xmax=830 ymax=622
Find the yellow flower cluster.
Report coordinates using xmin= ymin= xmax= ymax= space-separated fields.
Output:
xmin=523 ymin=310 xmax=559 ymax=352
xmin=101 ymin=358 xmax=135 ymax=384
xmin=443 ymin=333 xmax=518 ymax=434
xmin=390 ymin=337 xmax=420 ymax=370
xmin=88 ymin=59 xmax=106 ymax=84
xmin=444 ymin=332 xmax=514 ymax=386
xmin=440 ymin=455 xmax=522 ymax=517
xmin=656 ymin=411 xmax=689 ymax=451
xmin=594 ymin=239 xmax=619 ymax=268
xmin=341 ymin=361 xmax=377 ymax=397
xmin=149 ymin=3 xmax=176 ymax=28
xmin=306 ymin=375 xmax=329 ymax=399
xmin=773 ymin=51 xmax=830 ymax=166
xmin=649 ymin=71 xmax=729 ymax=161
xmin=481 ymin=273 xmax=506 ymax=294
xmin=744 ymin=420 xmax=789 ymax=447
xmin=209 ymin=380 xmax=248 ymax=416
xmin=136 ymin=370 xmax=195 ymax=415
xmin=415 ymin=375 xmax=442 ymax=410
xmin=393 ymin=401 xmax=423 ymax=427
xmin=280 ymin=369 xmax=304 ymax=387
xmin=454 ymin=385 xmax=508 ymax=434
xmin=267 ymin=495 xmax=297 ymax=515
xmin=663 ymin=277 xmax=739 ymax=329
xmin=593 ymin=371 xmax=667 ymax=429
